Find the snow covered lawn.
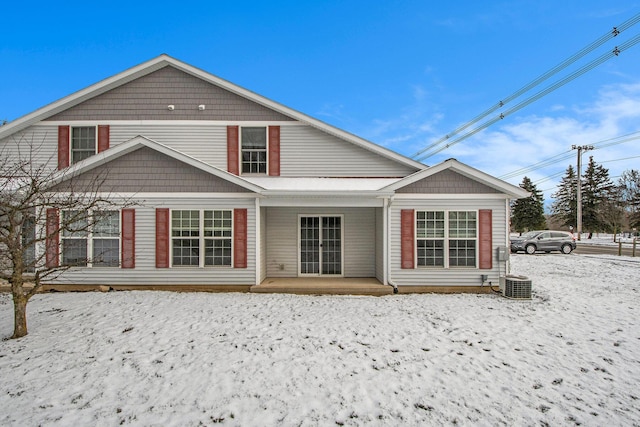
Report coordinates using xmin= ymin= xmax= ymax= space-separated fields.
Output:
xmin=1 ymin=254 xmax=639 ymax=426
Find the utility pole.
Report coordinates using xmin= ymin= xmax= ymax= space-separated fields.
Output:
xmin=571 ymin=144 xmax=594 ymax=241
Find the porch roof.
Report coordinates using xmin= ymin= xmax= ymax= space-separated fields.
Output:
xmin=243 ymin=177 xmax=400 ymax=196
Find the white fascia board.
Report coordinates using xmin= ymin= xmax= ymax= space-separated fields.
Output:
xmin=40 ymin=120 xmax=306 ymax=127
xmin=259 ymin=196 xmax=385 ymax=208
xmin=71 ymin=192 xmax=261 ymax=200
xmin=392 ymin=193 xmax=513 ymax=200
xmin=259 ymin=190 xmax=395 ymax=198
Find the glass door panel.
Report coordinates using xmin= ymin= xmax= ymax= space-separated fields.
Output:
xmin=299 ymin=216 xmax=342 ymax=276
xmin=300 ymin=217 xmax=320 ymax=274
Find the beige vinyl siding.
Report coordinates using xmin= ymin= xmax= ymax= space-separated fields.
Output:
xmin=49 ymin=198 xmax=257 ymax=286
xmin=108 ymin=124 xmax=228 ymax=169
xmin=389 ymin=198 xmax=508 ymax=287
xmin=280 ymin=126 xmax=416 ymax=177
xmin=265 ymin=207 xmax=376 ymax=278
xmin=9 ymin=123 xmax=418 ymax=178
xmin=111 ymin=123 xmax=417 ymax=177
xmin=0 ymin=125 xmax=59 ymax=170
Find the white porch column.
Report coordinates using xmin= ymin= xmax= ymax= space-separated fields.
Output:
xmin=383 ymin=197 xmax=389 ymax=286
xmin=255 ymin=197 xmax=261 ymax=286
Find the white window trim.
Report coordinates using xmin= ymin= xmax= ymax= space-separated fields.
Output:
xmin=169 ymin=209 xmax=234 ymax=268
xmin=70 ymin=125 xmax=98 ymax=165
xmin=416 ymin=209 xmax=478 ymax=269
xmin=60 ymin=209 xmax=121 ymax=268
xmin=240 ymin=126 xmax=269 ymax=176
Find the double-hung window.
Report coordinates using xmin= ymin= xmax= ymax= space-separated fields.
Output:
xmin=71 ymin=126 xmax=97 ymax=164
xmin=61 ymin=210 xmax=120 ymax=267
xmin=416 ymin=211 xmax=477 ymax=268
xmin=416 ymin=211 xmax=445 ymax=267
xmin=204 ymin=210 xmax=232 ymax=266
xmin=92 ymin=211 xmax=121 ymax=267
xmin=171 ymin=210 xmax=232 ymax=267
xmin=61 ymin=210 xmax=89 ymax=266
xmin=448 ymin=211 xmax=477 ymax=267
xmin=241 ymin=127 xmax=267 ymax=174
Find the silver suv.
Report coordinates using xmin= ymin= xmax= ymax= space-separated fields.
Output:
xmin=510 ymin=230 xmax=576 ymax=254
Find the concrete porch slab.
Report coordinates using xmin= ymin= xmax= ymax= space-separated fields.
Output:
xmin=251 ymin=277 xmax=393 ymax=296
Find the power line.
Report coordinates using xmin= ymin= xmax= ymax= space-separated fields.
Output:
xmin=600 ymin=155 xmax=640 ymax=164
xmin=532 ymin=170 xmax=567 ymax=185
xmin=499 ymin=131 xmax=640 ymax=180
xmin=415 ymin=32 xmax=640 ymax=162
xmin=500 ymin=150 xmax=573 ymax=179
xmin=411 ymin=11 xmax=640 ymax=160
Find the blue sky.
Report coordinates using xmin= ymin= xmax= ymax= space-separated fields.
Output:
xmin=2 ymin=1 xmax=639 ymax=203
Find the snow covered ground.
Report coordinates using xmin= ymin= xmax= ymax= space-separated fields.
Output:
xmin=1 ymin=254 xmax=639 ymax=426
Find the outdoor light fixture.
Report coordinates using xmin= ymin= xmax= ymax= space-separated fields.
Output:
xmin=167 ymin=105 xmax=175 ymax=111
xmin=198 ymin=104 xmax=206 ymax=111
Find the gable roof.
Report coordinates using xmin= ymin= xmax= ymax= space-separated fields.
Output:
xmin=0 ymin=54 xmax=425 ymax=172
xmin=47 ymin=135 xmax=264 ymax=193
xmin=383 ymin=158 xmax=530 ymax=198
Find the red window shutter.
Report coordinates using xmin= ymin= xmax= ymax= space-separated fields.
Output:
xmin=57 ymin=126 xmax=70 ymax=170
xmin=268 ymin=126 xmax=280 ymax=176
xmin=479 ymin=209 xmax=493 ymax=269
xmin=46 ymin=208 xmax=60 ymax=268
xmin=401 ymin=209 xmax=415 ymax=269
xmin=121 ymin=209 xmax=135 ymax=269
xmin=155 ymin=208 xmax=170 ymax=268
xmin=97 ymin=125 xmax=110 ymax=153
xmin=234 ymin=208 xmax=248 ymax=268
xmin=227 ymin=126 xmax=239 ymax=175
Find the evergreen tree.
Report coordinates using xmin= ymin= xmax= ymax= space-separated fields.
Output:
xmin=550 ymin=165 xmax=577 ymax=228
xmin=581 ymin=156 xmax=615 ymax=233
xmin=618 ymin=169 xmax=640 ymax=230
xmin=511 ymin=176 xmax=546 ymax=232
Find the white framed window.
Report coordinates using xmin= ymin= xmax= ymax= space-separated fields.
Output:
xmin=71 ymin=126 xmax=97 ymax=164
xmin=92 ymin=211 xmax=121 ymax=267
xmin=416 ymin=211 xmax=445 ymax=267
xmin=171 ymin=210 xmax=233 ymax=267
xmin=61 ymin=210 xmax=89 ymax=266
xmin=241 ymin=127 xmax=267 ymax=174
xmin=416 ymin=210 xmax=477 ymax=268
xmin=61 ymin=210 xmax=120 ymax=267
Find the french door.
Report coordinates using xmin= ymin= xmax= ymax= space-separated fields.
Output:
xmin=299 ymin=215 xmax=343 ymax=276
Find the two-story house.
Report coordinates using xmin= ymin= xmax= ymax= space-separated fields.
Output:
xmin=0 ymin=55 xmax=528 ymax=294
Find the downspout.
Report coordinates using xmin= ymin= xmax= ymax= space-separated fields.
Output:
xmin=385 ymin=195 xmax=399 ymax=294
xmin=505 ymin=198 xmax=511 ymax=276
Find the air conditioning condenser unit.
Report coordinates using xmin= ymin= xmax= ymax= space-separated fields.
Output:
xmin=501 ymin=275 xmax=532 ymax=299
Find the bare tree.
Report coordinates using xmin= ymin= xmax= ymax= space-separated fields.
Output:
xmin=1 ymin=136 xmax=133 ymax=338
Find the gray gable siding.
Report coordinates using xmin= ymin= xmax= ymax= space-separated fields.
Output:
xmin=395 ymin=169 xmax=501 ymax=194
xmin=43 ymin=66 xmax=295 ymax=122
xmin=50 ymin=147 xmax=252 ymax=193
